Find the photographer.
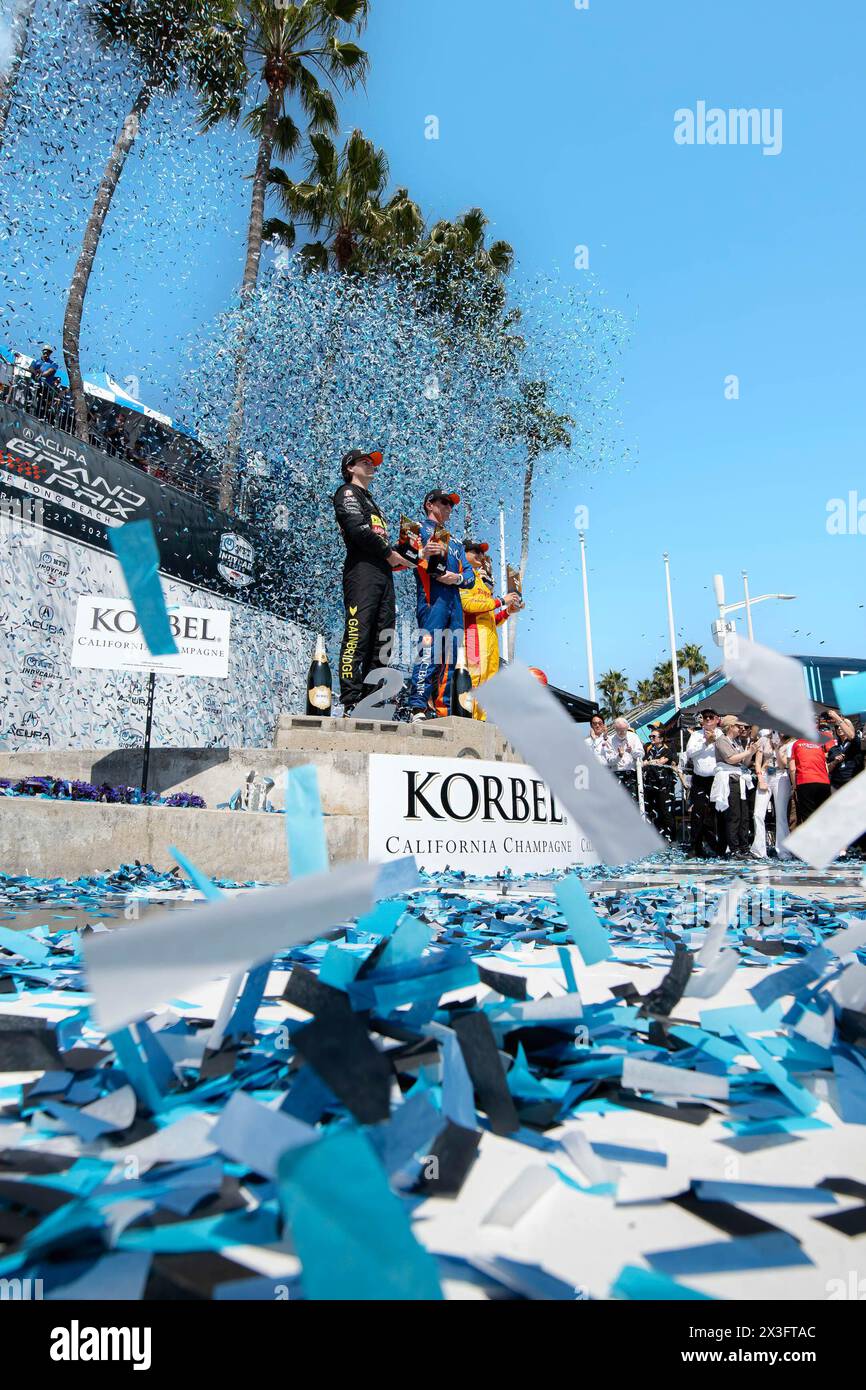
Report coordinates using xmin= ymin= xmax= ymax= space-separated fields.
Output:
xmin=821 ymin=708 xmax=862 ymax=790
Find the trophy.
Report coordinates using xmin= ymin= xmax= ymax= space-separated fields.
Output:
xmin=428 ymin=526 xmax=450 ymax=577
xmin=394 ymin=515 xmax=423 ymax=565
xmin=507 ymin=564 xmax=525 ymax=609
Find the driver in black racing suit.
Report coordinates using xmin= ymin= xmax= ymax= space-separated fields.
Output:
xmin=333 ymin=450 xmax=420 ymax=716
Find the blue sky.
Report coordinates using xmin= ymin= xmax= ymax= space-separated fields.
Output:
xmin=5 ymin=0 xmax=864 ymax=697
xmin=334 ymin=0 xmax=865 ymax=693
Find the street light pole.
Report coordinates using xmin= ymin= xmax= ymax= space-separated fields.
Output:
xmin=498 ymin=500 xmax=509 ymax=663
xmin=664 ymin=552 xmax=681 ymax=711
xmin=711 ymin=572 xmax=796 ymax=646
xmin=579 ymin=531 xmax=596 ymax=702
xmin=742 ymin=570 xmax=754 ymax=641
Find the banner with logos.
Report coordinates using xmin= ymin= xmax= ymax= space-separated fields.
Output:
xmin=368 ymin=753 xmax=598 ymax=874
xmin=0 ymin=402 xmax=287 ymax=611
xmin=0 ymin=524 xmax=308 ymax=751
xmin=72 ymin=596 xmax=231 ymax=678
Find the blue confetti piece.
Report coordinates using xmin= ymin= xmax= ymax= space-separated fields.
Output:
xmin=694 ymin=1180 xmax=836 ymax=1204
xmin=832 ymin=1051 xmax=866 ymax=1125
xmin=108 ymin=519 xmax=178 ymax=656
xmin=647 ymin=1233 xmax=813 ymax=1276
xmin=833 ymin=671 xmax=866 ymax=715
xmin=555 ymin=874 xmax=612 ymax=965
xmin=284 ymin=766 xmax=328 ymax=879
xmin=278 ymin=1127 xmax=443 ymax=1301
xmin=611 ymin=1264 xmax=716 ymax=1300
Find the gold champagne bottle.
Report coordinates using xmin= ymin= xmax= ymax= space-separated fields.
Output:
xmin=306 ymin=635 xmax=333 ymax=716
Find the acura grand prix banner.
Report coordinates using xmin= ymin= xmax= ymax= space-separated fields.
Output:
xmin=0 ymin=402 xmax=263 ymax=605
xmin=368 ymin=753 xmax=598 ymax=874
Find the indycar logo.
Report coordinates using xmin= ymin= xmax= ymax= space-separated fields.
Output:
xmin=21 ymin=653 xmax=60 ymax=689
xmin=37 ymin=550 xmax=70 ymax=587
xmin=218 ymin=532 xmax=255 ymax=588
xmin=2 ymin=433 xmax=146 ymax=522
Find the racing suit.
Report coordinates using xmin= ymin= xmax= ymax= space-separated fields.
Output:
xmin=333 ymin=483 xmax=396 ymax=711
xmin=409 ymin=519 xmax=475 ymax=716
xmin=460 ymin=569 xmax=509 ymax=721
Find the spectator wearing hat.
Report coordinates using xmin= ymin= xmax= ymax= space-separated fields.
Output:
xmin=408 ymin=489 xmax=476 ymax=720
xmin=684 ymin=710 xmax=723 ymax=858
xmin=30 ymin=344 xmax=59 ymax=388
xmin=459 ymin=539 xmax=521 ymax=720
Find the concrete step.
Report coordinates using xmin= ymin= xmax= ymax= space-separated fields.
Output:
xmin=274 ymin=712 xmax=513 ymax=760
xmin=0 ymin=799 xmax=365 ymax=883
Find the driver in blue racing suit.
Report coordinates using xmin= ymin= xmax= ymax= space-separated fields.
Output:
xmin=408 ymin=489 xmax=475 ymax=720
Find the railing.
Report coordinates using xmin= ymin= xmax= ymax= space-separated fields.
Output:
xmin=0 ymin=361 xmax=221 ymax=508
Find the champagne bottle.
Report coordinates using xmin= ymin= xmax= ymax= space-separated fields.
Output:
xmin=306 ymin=635 xmax=333 ymax=716
xmin=451 ymin=642 xmax=474 ymax=718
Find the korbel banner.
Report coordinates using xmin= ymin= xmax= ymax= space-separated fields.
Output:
xmin=72 ymin=595 xmax=231 ymax=678
xmin=368 ymin=753 xmax=597 ymax=874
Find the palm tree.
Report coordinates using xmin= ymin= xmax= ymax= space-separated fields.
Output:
xmin=272 ymin=129 xmax=424 ymax=271
xmin=598 ymin=669 xmax=631 ymax=720
xmin=61 ymin=0 xmax=246 ymax=443
xmin=417 ymin=207 xmax=514 ymax=319
xmin=678 ymin=642 xmax=709 ymax=688
xmin=220 ymin=0 xmax=369 ymax=508
xmin=0 ymin=0 xmax=37 ymax=153
xmin=634 ymin=678 xmax=656 ymax=706
xmin=498 ymin=379 xmax=574 ymax=656
xmin=649 ymin=659 xmax=675 ymax=700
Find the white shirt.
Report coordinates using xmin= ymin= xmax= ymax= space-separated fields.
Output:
xmin=610 ymin=730 xmax=644 ymax=771
xmin=686 ymin=729 xmax=718 ymax=778
xmin=586 ymin=732 xmax=615 ymax=766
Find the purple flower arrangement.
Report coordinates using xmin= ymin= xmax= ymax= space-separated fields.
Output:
xmin=0 ymin=778 xmax=206 ymax=809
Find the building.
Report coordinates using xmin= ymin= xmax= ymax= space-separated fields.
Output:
xmin=627 ymin=654 xmax=866 ymax=741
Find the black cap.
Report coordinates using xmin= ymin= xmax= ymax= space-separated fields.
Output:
xmin=423 ymin=489 xmax=460 ymax=511
xmin=341 ymin=449 xmax=382 ymax=482
xmin=464 ymin=539 xmax=489 ymax=555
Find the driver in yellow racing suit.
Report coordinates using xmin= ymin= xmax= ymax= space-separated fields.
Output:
xmin=460 ymin=540 xmax=522 ymax=720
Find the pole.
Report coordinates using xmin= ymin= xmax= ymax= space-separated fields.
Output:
xmin=742 ymin=570 xmax=754 ymax=641
xmin=664 ymin=552 xmax=681 ymax=711
xmin=579 ymin=531 xmax=596 ymax=702
xmin=498 ymin=500 xmax=509 ymax=663
xmin=141 ymin=671 xmax=156 ymax=793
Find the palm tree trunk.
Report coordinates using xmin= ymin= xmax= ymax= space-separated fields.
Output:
xmin=509 ymin=450 xmax=535 ymax=658
xmin=221 ymin=85 xmax=280 ymax=511
xmin=62 ymin=82 xmax=153 ymax=444
xmin=0 ymin=0 xmax=36 ymax=154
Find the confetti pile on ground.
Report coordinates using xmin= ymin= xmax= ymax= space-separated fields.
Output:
xmin=1 ymin=860 xmax=865 ymax=1301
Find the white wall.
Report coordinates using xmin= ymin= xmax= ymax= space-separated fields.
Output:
xmin=0 ymin=522 xmax=310 ymax=750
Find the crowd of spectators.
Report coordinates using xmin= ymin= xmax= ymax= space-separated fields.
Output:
xmin=1 ymin=345 xmax=207 ymax=498
xmin=586 ymin=706 xmax=863 ymax=859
